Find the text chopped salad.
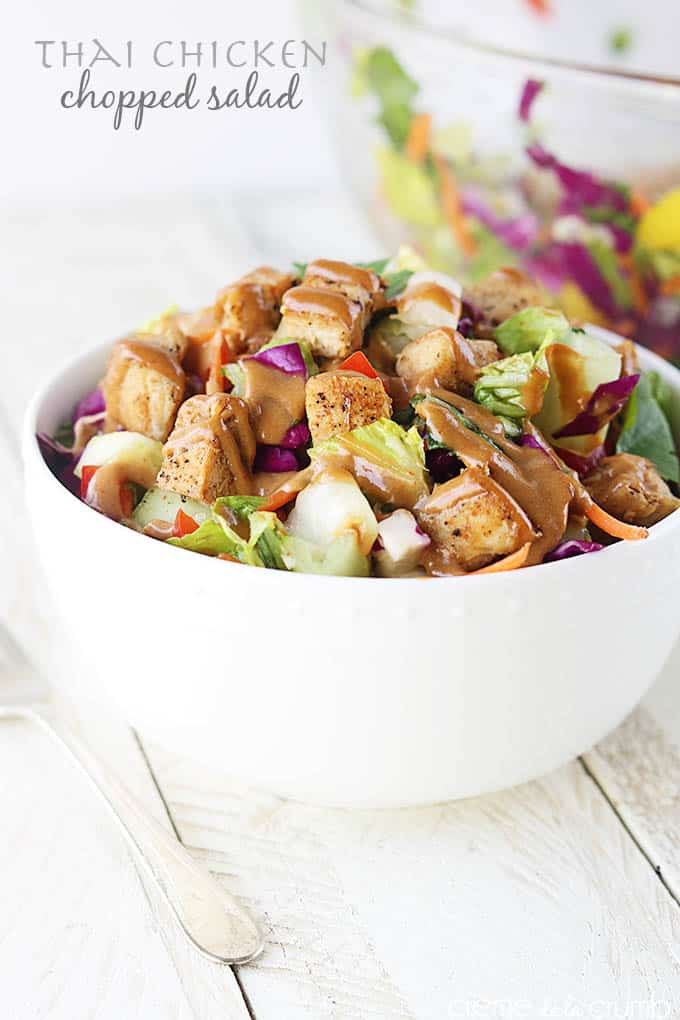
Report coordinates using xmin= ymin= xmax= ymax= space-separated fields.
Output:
xmin=39 ymin=253 xmax=679 ymax=577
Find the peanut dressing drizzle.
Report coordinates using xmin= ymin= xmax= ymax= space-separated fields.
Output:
xmin=241 ymin=359 xmax=306 ymax=445
xmin=282 ymin=286 xmax=360 ymax=329
xmin=418 ymin=390 xmax=576 ymax=566
xmin=117 ymin=339 xmax=184 ymax=384
xmin=397 ymin=282 xmax=462 ymax=321
xmin=305 ymin=259 xmax=379 ymax=294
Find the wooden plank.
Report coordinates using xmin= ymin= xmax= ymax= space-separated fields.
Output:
xmin=144 ymin=740 xmax=680 ymax=1019
xmin=584 ymin=639 xmax=680 ymax=905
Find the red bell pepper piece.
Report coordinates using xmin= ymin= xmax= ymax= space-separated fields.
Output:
xmin=337 ymin=351 xmax=379 ymax=379
xmin=172 ymin=508 xmax=200 ymax=538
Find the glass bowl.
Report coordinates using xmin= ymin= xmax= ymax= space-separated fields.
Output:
xmin=310 ymin=0 xmax=680 ymax=359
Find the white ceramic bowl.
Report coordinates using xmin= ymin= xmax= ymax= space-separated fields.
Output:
xmin=23 ymin=332 xmax=680 ymax=807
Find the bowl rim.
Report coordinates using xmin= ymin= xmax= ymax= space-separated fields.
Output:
xmin=345 ymin=0 xmax=680 ymax=101
xmin=22 ymin=328 xmax=680 ymax=590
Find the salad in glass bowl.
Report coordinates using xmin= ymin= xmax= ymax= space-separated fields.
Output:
xmin=38 ymin=254 xmax=679 ymax=577
xmin=312 ymin=1 xmax=680 ymax=361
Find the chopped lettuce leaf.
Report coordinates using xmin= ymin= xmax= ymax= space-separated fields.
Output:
xmin=247 ymin=510 xmax=289 ymax=569
xmin=377 ymin=147 xmax=442 ymax=228
xmin=283 ymin=533 xmax=370 ymax=576
xmin=474 ymin=352 xmax=548 ymax=421
xmin=168 ymin=519 xmax=250 ymax=559
xmin=311 ymin=418 xmax=428 ymax=509
xmin=616 ymin=372 xmax=680 ymax=482
xmin=383 ymin=244 xmax=429 ymax=275
xmin=223 ymin=362 xmax=244 ymax=393
xmin=432 ymin=121 xmax=473 ymax=163
xmin=587 ymin=240 xmax=632 ymax=310
xmin=635 ymin=247 xmax=680 ymax=284
xmin=213 ymin=495 xmax=265 ymax=520
xmin=244 ymin=506 xmax=371 ymax=576
xmin=494 ymin=307 xmax=571 ymax=355
xmin=534 ymin=327 xmax=622 ymax=453
xmin=356 ymin=46 xmax=419 ymax=149
xmin=286 ymin=471 xmax=378 ymax=555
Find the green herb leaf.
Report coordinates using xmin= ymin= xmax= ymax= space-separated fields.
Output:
xmin=292 ymin=261 xmax=307 ymax=278
xmin=355 ymin=257 xmax=390 ymax=274
xmin=616 ymin=372 xmax=679 ymax=482
xmin=384 ymin=269 xmax=413 ymax=300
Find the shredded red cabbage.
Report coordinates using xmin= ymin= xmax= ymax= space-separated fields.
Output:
xmin=521 ymin=252 xmax=567 ymax=293
xmin=254 ymin=446 xmax=299 ymax=472
xmin=251 ymin=342 xmax=307 ymax=376
xmin=526 ymin=144 xmax=628 ymax=213
xmin=555 ymin=444 xmax=605 ymax=477
xmin=36 ymin=434 xmax=80 ymax=495
xmin=554 ymin=374 xmax=639 ymax=439
xmin=518 ymin=79 xmax=544 ymax=122
xmin=519 ymin=432 xmax=551 ymax=455
xmin=73 ymin=387 xmax=105 ymax=424
xmin=462 ymin=188 xmax=538 ymax=252
xmin=544 ymin=540 xmax=604 ymax=562
xmin=279 ymin=421 xmax=311 ymax=448
xmin=426 ymin=448 xmax=460 ymax=482
xmin=554 ymin=242 xmax=621 ymax=318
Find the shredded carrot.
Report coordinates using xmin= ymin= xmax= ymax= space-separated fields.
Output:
xmin=630 ymin=189 xmax=650 ymax=217
xmin=433 ymin=154 xmax=477 ymax=258
xmin=525 ymin=0 xmax=551 ymax=14
xmin=218 ymin=553 xmax=241 ymax=563
xmin=404 ymin=113 xmax=431 ymax=162
xmin=469 ymin=543 xmax=532 ymax=575
xmin=260 ymin=489 xmax=296 ymax=513
xmin=629 ymin=266 xmax=650 ymax=315
xmin=584 ymin=502 xmax=648 ymax=541
xmin=660 ymin=274 xmax=680 ymax=297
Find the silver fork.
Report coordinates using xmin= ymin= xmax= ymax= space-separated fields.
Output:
xmin=0 ymin=619 xmax=263 ymax=965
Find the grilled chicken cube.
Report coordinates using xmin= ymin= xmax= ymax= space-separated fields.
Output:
xmin=583 ymin=454 xmax=680 ymax=527
xmin=470 ymin=340 xmax=502 ymax=369
xmin=279 ymin=286 xmax=363 ymax=359
xmin=103 ymin=339 xmax=186 ymax=443
xmin=303 ymin=259 xmax=383 ymax=328
xmin=214 ymin=266 xmax=292 ymax=342
xmin=396 ymin=275 xmax=462 ymax=332
xmin=157 ymin=393 xmax=256 ymax=503
xmin=416 ymin=467 xmax=535 ymax=571
xmin=305 ymin=370 xmax=393 ymax=444
xmin=395 ymin=328 xmax=501 ymax=391
xmin=464 ymin=267 xmax=546 ymax=337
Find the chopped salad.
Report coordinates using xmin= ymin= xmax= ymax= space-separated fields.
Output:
xmin=39 ymin=254 xmax=679 ymax=577
xmin=352 ymin=46 xmax=680 ymax=362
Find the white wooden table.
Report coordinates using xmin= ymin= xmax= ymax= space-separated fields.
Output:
xmin=2 ymin=194 xmax=680 ymax=1020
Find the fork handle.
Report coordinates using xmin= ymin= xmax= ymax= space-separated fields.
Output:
xmin=18 ymin=703 xmax=263 ymax=964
